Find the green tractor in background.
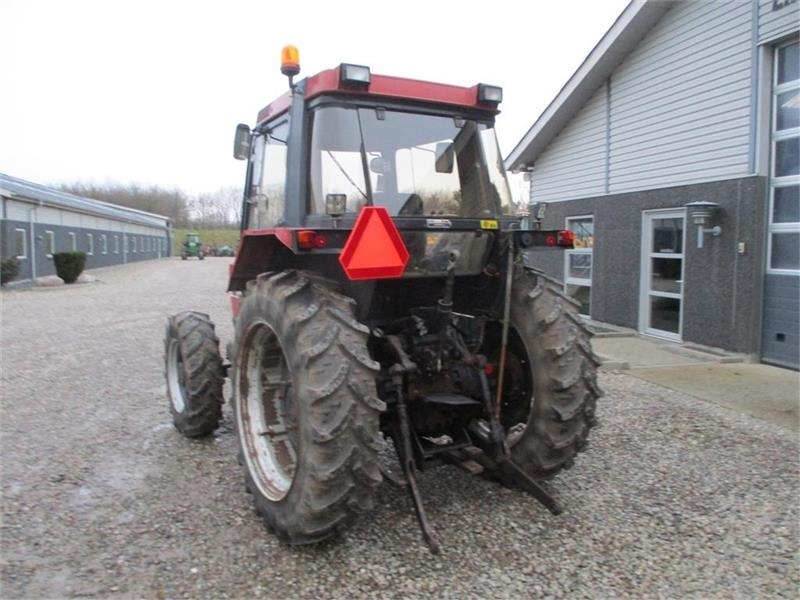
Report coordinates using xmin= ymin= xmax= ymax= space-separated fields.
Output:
xmin=180 ymin=232 xmax=204 ymax=260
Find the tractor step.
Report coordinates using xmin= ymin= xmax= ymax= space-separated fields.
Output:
xmin=421 ymin=393 xmax=482 ymax=407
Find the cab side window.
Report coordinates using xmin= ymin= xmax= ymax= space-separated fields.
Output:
xmin=248 ymin=119 xmax=289 ymax=228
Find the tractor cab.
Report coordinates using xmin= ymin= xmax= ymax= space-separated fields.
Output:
xmin=234 ymin=58 xmax=509 ymax=223
xmin=228 ymin=50 xmax=544 ymax=293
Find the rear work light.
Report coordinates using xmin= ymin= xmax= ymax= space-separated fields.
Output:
xmin=340 ymin=63 xmax=371 ymax=86
xmin=296 ymin=230 xmax=328 ymax=250
xmin=478 ymin=84 xmax=503 ymax=105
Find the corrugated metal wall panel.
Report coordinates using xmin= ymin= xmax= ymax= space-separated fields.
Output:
xmin=6 ymin=200 xmax=30 ymax=221
xmin=611 ymin=160 xmax=750 ymax=192
xmin=613 ymin=14 xmax=752 ymax=87
xmin=611 ymin=93 xmax=751 ymax=139
xmin=609 ymin=1 xmax=753 ymax=192
xmin=759 ymin=0 xmax=799 ymax=44
xmin=529 ymin=86 xmax=607 ymax=202
xmin=612 ymin=126 xmax=751 ymax=160
xmin=611 ymin=61 xmax=752 ymax=113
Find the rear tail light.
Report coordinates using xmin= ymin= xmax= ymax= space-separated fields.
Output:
xmin=518 ymin=230 xmax=577 ymax=249
xmin=557 ymin=230 xmax=575 ymax=248
xmin=296 ymin=230 xmax=328 ymax=249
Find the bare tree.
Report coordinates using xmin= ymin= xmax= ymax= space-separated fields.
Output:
xmin=59 ymin=182 xmax=192 ymax=227
xmin=189 ymin=186 xmax=243 ymax=228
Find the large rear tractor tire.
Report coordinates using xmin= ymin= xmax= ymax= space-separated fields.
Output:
xmin=164 ymin=311 xmax=225 ymax=437
xmin=488 ymin=266 xmax=602 ymax=480
xmin=232 ymin=271 xmax=385 ymax=544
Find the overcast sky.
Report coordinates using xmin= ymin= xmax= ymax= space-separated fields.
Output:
xmin=2 ymin=0 xmax=629 ymax=201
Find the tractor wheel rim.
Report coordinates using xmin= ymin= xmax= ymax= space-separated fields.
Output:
xmin=237 ymin=321 xmax=298 ymax=501
xmin=494 ymin=328 xmax=534 ymax=447
xmin=502 ymin=348 xmax=532 ymax=446
xmin=166 ymin=338 xmax=186 ymax=413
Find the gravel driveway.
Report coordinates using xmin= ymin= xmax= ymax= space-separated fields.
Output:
xmin=1 ymin=258 xmax=798 ymax=599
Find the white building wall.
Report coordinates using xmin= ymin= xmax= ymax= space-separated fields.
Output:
xmin=528 ymin=0 xmax=756 ymax=201
xmin=36 ymin=206 xmax=63 ymax=225
xmin=80 ymin=214 xmax=99 ymax=229
xmin=6 ymin=200 xmax=31 ymax=221
xmin=62 ymin=212 xmax=81 ymax=227
xmin=759 ymin=0 xmax=799 ymax=43
xmin=609 ymin=0 xmax=753 ymax=192
xmin=528 ymin=85 xmax=607 ymax=202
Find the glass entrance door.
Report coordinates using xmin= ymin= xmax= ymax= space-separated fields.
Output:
xmin=641 ymin=210 xmax=685 ymax=340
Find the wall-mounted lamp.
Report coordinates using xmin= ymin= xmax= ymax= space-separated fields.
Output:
xmin=685 ymin=201 xmax=722 ymax=248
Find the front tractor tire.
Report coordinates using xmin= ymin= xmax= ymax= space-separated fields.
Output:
xmin=232 ymin=271 xmax=385 ymax=545
xmin=492 ymin=267 xmax=602 ymax=480
xmin=164 ymin=311 xmax=225 ymax=437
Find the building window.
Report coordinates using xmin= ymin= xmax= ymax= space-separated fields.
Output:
xmin=564 ymin=216 xmax=593 ymax=315
xmin=45 ymin=230 xmax=55 ymax=257
xmin=86 ymin=233 xmax=94 ymax=255
xmin=14 ymin=228 xmax=27 ymax=259
xmin=769 ymin=40 xmax=800 ymax=273
xmin=132 ymin=237 xmax=137 ymax=253
xmin=100 ymin=234 xmax=108 ymax=255
xmin=114 ymin=235 xmax=120 ymax=254
xmin=68 ymin=232 xmax=76 ymax=251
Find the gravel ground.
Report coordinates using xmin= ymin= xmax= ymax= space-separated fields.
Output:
xmin=1 ymin=258 xmax=798 ymax=599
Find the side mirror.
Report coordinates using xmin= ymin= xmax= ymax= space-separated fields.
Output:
xmin=233 ymin=124 xmax=252 ymax=160
xmin=369 ymin=156 xmax=390 ymax=174
xmin=435 ymin=141 xmax=454 ymax=174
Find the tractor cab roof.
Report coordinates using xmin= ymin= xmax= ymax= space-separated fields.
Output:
xmin=256 ymin=64 xmax=502 ymax=127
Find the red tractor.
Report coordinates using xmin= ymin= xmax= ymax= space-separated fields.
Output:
xmin=164 ymin=46 xmax=601 ymax=553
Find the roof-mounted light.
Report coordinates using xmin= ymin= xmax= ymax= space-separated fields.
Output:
xmin=478 ymin=84 xmax=503 ymax=105
xmin=340 ymin=63 xmax=371 ymax=87
xmin=280 ymin=45 xmax=300 ymax=77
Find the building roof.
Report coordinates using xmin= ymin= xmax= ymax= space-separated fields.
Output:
xmin=504 ymin=0 xmax=676 ymax=172
xmin=0 ymin=173 xmax=171 ymax=230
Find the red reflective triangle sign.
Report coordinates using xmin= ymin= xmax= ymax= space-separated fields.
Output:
xmin=339 ymin=206 xmax=409 ymax=280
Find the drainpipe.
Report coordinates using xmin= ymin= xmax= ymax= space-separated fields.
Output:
xmin=27 ymin=203 xmax=37 ymax=281
xmin=1 ymin=196 xmax=5 ymax=260
xmin=167 ymin=222 xmax=173 ymax=258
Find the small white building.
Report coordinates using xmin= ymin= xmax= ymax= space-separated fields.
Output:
xmin=506 ymin=0 xmax=799 ymax=369
xmin=1 ymin=173 xmax=173 ymax=282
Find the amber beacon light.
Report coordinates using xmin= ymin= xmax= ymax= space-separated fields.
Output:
xmin=281 ymin=45 xmax=301 ymax=86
